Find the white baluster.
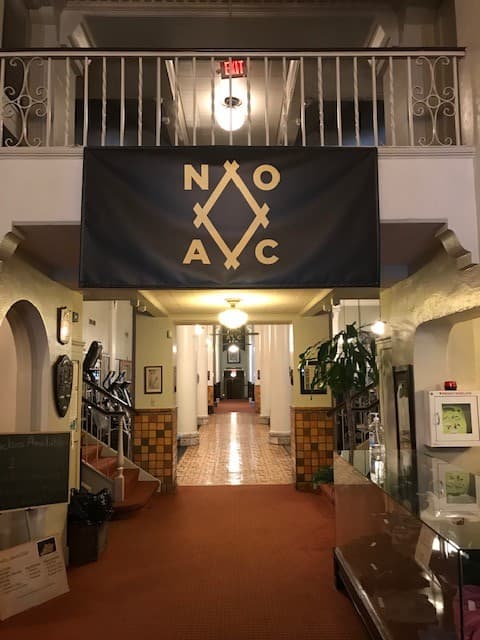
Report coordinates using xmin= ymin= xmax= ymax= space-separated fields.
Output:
xmin=388 ymin=56 xmax=396 ymax=146
xmin=156 ymin=57 xmax=161 ymax=146
xmin=101 ymin=56 xmax=106 ymax=146
xmin=336 ymin=56 xmax=342 ymax=146
xmin=138 ymin=56 xmax=143 ymax=146
xmin=371 ymin=56 xmax=378 ymax=146
xmin=83 ymin=56 xmax=89 ymax=147
xmin=120 ymin=57 xmax=125 ymax=146
xmin=353 ymin=56 xmax=360 ymax=146
xmin=317 ymin=57 xmax=324 ymax=146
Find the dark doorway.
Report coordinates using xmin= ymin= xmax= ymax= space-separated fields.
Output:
xmin=224 ymin=371 xmax=245 ymax=399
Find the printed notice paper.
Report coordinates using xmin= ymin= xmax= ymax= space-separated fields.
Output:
xmin=0 ymin=535 xmax=69 ymax=620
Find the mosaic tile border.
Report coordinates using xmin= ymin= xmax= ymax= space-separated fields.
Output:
xmin=291 ymin=407 xmax=334 ymax=492
xmin=133 ymin=408 xmax=177 ymax=493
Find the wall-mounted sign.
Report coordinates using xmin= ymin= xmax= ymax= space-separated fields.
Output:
xmin=54 ymin=355 xmax=73 ymax=417
xmin=80 ymin=147 xmax=379 ymax=289
xmin=220 ymin=59 xmax=247 ymax=79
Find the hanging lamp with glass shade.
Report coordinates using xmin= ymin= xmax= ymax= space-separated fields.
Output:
xmin=218 ymin=299 xmax=248 ymax=329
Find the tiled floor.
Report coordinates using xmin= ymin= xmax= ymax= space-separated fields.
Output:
xmin=177 ymin=408 xmax=295 ymax=485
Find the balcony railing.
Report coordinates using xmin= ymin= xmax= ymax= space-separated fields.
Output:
xmin=0 ymin=48 xmax=465 ymax=149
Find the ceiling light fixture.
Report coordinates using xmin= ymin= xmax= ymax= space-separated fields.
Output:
xmin=215 ymin=79 xmax=247 ymax=132
xmin=218 ymin=299 xmax=248 ymax=329
xmin=371 ymin=320 xmax=386 ymax=336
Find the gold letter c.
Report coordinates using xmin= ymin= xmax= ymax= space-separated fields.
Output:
xmin=255 ymin=239 xmax=279 ymax=265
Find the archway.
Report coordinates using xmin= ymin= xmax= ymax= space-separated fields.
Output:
xmin=0 ymin=300 xmax=50 ymax=433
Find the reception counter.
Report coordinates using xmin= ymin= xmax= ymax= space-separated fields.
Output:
xmin=334 ymin=449 xmax=480 ymax=640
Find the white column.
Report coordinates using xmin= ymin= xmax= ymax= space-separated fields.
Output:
xmin=196 ymin=326 xmax=209 ymax=424
xmin=248 ymin=325 xmax=255 ymax=398
xmin=207 ymin=326 xmax=214 ymax=410
xmin=177 ymin=325 xmax=199 ymax=446
xmin=259 ymin=325 xmax=271 ymax=424
xmin=269 ymin=325 xmax=292 ymax=445
xmin=215 ymin=326 xmax=222 ymax=399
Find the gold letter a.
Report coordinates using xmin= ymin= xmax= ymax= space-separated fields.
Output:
xmin=182 ymin=240 xmax=211 ymax=265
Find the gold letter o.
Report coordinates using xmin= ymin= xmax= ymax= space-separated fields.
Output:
xmin=253 ymin=165 xmax=280 ymax=191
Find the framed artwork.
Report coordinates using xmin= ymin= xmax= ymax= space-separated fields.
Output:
xmin=299 ymin=360 xmax=326 ymax=395
xmin=144 ymin=365 xmax=163 ymax=394
xmin=393 ymin=365 xmax=416 ymax=450
xmin=118 ymin=359 xmax=132 ymax=381
xmin=227 ymin=349 xmax=241 ymax=364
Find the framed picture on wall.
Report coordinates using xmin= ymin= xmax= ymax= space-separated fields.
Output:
xmin=393 ymin=365 xmax=416 ymax=450
xmin=299 ymin=360 xmax=327 ymax=395
xmin=118 ymin=359 xmax=132 ymax=381
xmin=144 ymin=365 xmax=163 ymax=394
xmin=227 ymin=349 xmax=241 ymax=364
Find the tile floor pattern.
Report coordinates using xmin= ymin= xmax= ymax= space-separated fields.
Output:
xmin=177 ymin=410 xmax=295 ymax=485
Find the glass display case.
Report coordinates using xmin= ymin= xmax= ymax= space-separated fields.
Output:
xmin=334 ymin=449 xmax=480 ymax=640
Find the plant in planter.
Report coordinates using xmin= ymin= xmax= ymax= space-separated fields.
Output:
xmin=312 ymin=465 xmax=334 ymax=488
xmin=299 ymin=322 xmax=378 ymax=452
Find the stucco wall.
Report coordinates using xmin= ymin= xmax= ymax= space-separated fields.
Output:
xmin=0 ymin=254 xmax=83 ymax=551
xmin=380 ymin=247 xmax=480 ymax=471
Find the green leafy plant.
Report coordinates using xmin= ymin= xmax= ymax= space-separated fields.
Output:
xmin=312 ymin=465 xmax=334 ymax=485
xmin=299 ymin=322 xmax=378 ymax=451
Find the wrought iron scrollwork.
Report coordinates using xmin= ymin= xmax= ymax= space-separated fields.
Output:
xmin=2 ymin=57 xmax=49 ymax=147
xmin=411 ymin=56 xmax=457 ymax=146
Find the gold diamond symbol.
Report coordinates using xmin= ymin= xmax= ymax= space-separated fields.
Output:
xmin=192 ymin=161 xmax=270 ymax=270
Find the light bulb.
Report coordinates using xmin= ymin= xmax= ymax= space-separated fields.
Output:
xmin=371 ymin=321 xmax=386 ymax=336
xmin=218 ymin=299 xmax=248 ymax=329
xmin=228 ymin=344 xmax=240 ymax=353
xmin=214 ymin=79 xmax=247 ymax=132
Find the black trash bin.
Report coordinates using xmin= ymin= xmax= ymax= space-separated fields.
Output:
xmin=67 ymin=488 xmax=113 ymax=566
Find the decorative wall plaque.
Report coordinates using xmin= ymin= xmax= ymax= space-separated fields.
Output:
xmin=54 ymin=355 xmax=73 ymax=418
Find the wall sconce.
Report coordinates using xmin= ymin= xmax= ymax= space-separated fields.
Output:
xmin=57 ymin=307 xmax=72 ymax=345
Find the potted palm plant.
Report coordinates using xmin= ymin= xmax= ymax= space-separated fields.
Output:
xmin=299 ymin=322 xmax=378 ymax=452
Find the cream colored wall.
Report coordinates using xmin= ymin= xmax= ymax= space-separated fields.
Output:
xmin=115 ymin=301 xmax=133 ymax=362
xmin=380 ymin=248 xmax=480 ymax=471
xmin=456 ymin=0 xmax=480 ymax=254
xmin=134 ymin=315 xmax=175 ymax=410
xmin=447 ymin=318 xmax=480 ymax=390
xmin=292 ymin=316 xmax=332 ymax=408
xmin=0 ymin=254 xmax=83 ymax=550
xmin=83 ymin=300 xmax=133 ymax=367
xmin=0 ymin=318 xmax=17 ymax=432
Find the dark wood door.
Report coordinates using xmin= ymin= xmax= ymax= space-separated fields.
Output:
xmin=224 ymin=371 xmax=245 ymax=399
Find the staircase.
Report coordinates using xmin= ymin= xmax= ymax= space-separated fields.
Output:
xmin=81 ymin=440 xmax=160 ymax=517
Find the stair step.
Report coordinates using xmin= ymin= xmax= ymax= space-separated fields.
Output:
xmin=124 ymin=467 xmax=140 ymax=491
xmin=82 ymin=444 xmax=102 ymax=463
xmin=94 ymin=456 xmax=118 ymax=477
xmin=113 ymin=480 xmax=158 ymax=516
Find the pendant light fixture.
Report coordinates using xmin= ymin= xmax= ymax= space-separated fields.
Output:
xmin=218 ymin=299 xmax=248 ymax=329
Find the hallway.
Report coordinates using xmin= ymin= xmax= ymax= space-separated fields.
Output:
xmin=1 ymin=487 xmax=368 ymax=640
xmin=177 ymin=401 xmax=294 ymax=486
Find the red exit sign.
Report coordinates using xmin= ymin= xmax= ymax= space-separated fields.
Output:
xmin=220 ymin=59 xmax=247 ymax=79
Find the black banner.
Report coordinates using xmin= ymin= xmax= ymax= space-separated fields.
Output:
xmin=80 ymin=146 xmax=379 ymax=288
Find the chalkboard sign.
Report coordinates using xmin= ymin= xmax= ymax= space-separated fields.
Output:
xmin=0 ymin=433 xmax=70 ymax=512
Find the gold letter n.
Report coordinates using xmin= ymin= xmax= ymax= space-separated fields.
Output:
xmin=184 ymin=164 xmax=209 ymax=191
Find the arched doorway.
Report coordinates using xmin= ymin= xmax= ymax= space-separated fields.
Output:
xmin=0 ymin=300 xmax=49 ymax=433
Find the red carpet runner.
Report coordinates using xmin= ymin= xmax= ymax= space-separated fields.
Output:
xmin=1 ymin=486 xmax=368 ymax=640
xmin=215 ymin=399 xmax=255 ymax=414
